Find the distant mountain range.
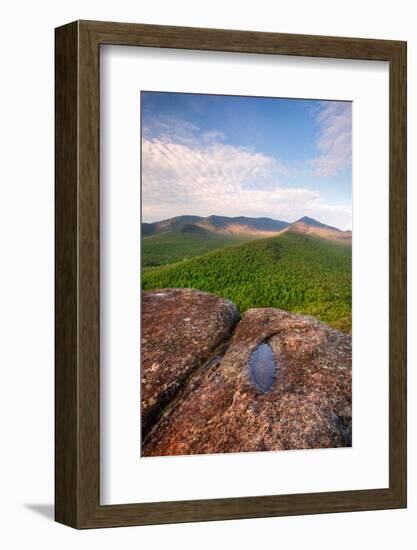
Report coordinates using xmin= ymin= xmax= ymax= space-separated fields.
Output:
xmin=142 ymin=214 xmax=351 ymax=244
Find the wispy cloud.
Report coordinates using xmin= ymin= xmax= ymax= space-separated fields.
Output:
xmin=141 ymin=125 xmax=352 ymax=229
xmin=142 ymin=114 xmax=200 ymax=147
xmin=202 ymin=130 xmax=226 ymax=143
xmin=311 ymin=101 xmax=352 ymax=177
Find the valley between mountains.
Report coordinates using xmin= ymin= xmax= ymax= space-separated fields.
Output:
xmin=142 ymin=214 xmax=352 ymax=333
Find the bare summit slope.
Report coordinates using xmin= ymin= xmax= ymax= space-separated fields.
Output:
xmin=286 ymin=216 xmax=352 ymax=244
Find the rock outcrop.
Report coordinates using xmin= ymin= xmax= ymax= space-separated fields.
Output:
xmin=142 ymin=304 xmax=352 ymax=456
xmin=141 ymin=288 xmax=240 ymax=438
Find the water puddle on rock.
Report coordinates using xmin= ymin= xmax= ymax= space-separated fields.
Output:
xmin=248 ymin=342 xmax=276 ymax=393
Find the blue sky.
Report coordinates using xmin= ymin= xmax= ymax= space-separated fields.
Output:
xmin=141 ymin=91 xmax=352 ymax=230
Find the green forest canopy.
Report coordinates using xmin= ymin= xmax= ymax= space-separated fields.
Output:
xmin=142 ymin=231 xmax=352 ymax=333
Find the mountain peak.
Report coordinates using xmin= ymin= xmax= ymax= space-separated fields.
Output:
xmin=287 ymin=216 xmax=351 ymax=244
xmin=295 ymin=216 xmax=327 ymax=228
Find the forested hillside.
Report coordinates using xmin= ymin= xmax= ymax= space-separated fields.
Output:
xmin=142 ymin=231 xmax=352 ymax=333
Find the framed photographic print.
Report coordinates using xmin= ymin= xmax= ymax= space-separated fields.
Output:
xmin=55 ymin=20 xmax=407 ymax=528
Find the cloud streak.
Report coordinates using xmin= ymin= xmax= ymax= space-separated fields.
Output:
xmin=311 ymin=101 xmax=352 ymax=177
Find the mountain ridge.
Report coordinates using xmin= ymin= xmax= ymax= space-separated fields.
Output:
xmin=143 ymin=214 xmax=350 ymax=240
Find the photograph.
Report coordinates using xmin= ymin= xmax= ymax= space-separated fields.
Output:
xmin=0 ymin=0 xmax=409 ymax=537
xmin=140 ymin=91 xmax=352 ymax=457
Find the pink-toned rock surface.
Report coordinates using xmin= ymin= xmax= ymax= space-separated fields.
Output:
xmin=142 ymin=307 xmax=352 ymax=456
xmin=141 ymin=288 xmax=240 ymax=437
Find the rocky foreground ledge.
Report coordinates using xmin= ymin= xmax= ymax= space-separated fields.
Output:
xmin=141 ymin=289 xmax=352 ymax=456
xmin=141 ymin=288 xmax=240 ymax=438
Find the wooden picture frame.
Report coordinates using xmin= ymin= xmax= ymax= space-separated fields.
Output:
xmin=55 ymin=20 xmax=407 ymax=528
